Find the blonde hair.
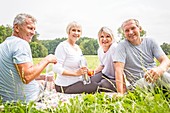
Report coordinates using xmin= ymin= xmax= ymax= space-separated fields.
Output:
xmin=66 ymin=21 xmax=82 ymax=34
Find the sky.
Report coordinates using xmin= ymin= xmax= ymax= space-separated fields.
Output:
xmin=0 ymin=0 xmax=170 ymax=45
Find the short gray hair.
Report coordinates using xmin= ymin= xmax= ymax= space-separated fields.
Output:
xmin=121 ymin=19 xmax=140 ymax=30
xmin=98 ymin=27 xmax=114 ymax=41
xmin=66 ymin=21 xmax=82 ymax=34
xmin=13 ymin=13 xmax=37 ymax=26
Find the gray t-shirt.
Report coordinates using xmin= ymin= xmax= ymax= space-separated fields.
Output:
xmin=113 ymin=38 xmax=165 ymax=84
xmin=0 ymin=36 xmax=41 ymax=103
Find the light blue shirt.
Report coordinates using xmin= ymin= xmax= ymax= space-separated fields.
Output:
xmin=0 ymin=36 xmax=41 ymax=103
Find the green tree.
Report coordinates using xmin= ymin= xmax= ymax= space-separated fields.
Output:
xmin=0 ymin=25 xmax=12 ymax=43
xmin=41 ymin=37 xmax=67 ymax=54
xmin=79 ymin=37 xmax=98 ymax=55
xmin=30 ymin=31 xmax=49 ymax=57
xmin=40 ymin=37 xmax=99 ymax=55
xmin=30 ymin=31 xmax=48 ymax=58
xmin=31 ymin=31 xmax=39 ymax=42
xmin=161 ymin=43 xmax=170 ymax=55
xmin=30 ymin=42 xmax=48 ymax=58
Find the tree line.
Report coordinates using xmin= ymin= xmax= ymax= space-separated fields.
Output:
xmin=0 ymin=25 xmax=170 ymax=58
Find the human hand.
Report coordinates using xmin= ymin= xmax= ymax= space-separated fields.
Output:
xmin=45 ymin=54 xmax=57 ymax=64
xmin=39 ymin=74 xmax=46 ymax=80
xmin=144 ymin=67 xmax=162 ymax=83
xmin=46 ymin=73 xmax=54 ymax=82
xmin=77 ymin=67 xmax=88 ymax=76
xmin=94 ymin=65 xmax=104 ymax=74
xmin=35 ymin=74 xmax=46 ymax=80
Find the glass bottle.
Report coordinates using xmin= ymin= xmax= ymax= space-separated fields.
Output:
xmin=80 ymin=55 xmax=91 ymax=85
xmin=45 ymin=63 xmax=54 ymax=91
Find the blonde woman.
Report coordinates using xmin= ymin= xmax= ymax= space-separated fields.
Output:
xmin=91 ymin=27 xmax=118 ymax=92
xmin=53 ymin=21 xmax=99 ymax=94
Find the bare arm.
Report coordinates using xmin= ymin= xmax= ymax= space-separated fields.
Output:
xmin=16 ymin=54 xmax=57 ymax=84
xmin=62 ymin=67 xmax=88 ymax=76
xmin=145 ymin=55 xmax=170 ymax=83
xmin=94 ymin=65 xmax=104 ymax=74
xmin=157 ymin=55 xmax=170 ymax=73
xmin=114 ymin=62 xmax=126 ymax=94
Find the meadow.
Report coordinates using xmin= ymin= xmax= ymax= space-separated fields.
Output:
xmin=33 ymin=55 xmax=100 ymax=74
xmin=0 ymin=55 xmax=170 ymax=113
xmin=34 ymin=55 xmax=170 ymax=74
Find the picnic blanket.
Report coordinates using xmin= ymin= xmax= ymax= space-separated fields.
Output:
xmin=35 ymin=89 xmax=114 ymax=109
xmin=35 ymin=89 xmax=82 ymax=109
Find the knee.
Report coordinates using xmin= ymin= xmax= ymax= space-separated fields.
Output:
xmin=100 ymin=82 xmax=110 ymax=88
xmin=99 ymin=80 xmax=116 ymax=92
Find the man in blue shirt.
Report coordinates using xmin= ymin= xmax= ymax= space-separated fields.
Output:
xmin=0 ymin=13 xmax=57 ymax=102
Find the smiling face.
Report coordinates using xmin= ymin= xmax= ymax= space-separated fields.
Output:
xmin=98 ymin=27 xmax=113 ymax=51
xmin=99 ymin=32 xmax=112 ymax=48
xmin=13 ymin=18 xmax=36 ymax=42
xmin=68 ymin=26 xmax=82 ymax=44
xmin=122 ymin=19 xmax=142 ymax=45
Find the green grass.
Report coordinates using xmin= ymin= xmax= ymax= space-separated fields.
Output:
xmin=0 ymin=55 xmax=169 ymax=112
xmin=33 ymin=55 xmax=100 ymax=74
xmin=55 ymin=88 xmax=170 ymax=113
xmin=168 ymin=55 xmax=170 ymax=59
xmin=33 ymin=58 xmax=43 ymax=65
xmin=0 ymin=87 xmax=169 ymax=113
xmin=84 ymin=55 xmax=100 ymax=69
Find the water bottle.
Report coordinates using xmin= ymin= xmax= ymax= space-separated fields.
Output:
xmin=45 ymin=64 xmax=54 ymax=91
xmin=80 ymin=55 xmax=91 ymax=85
